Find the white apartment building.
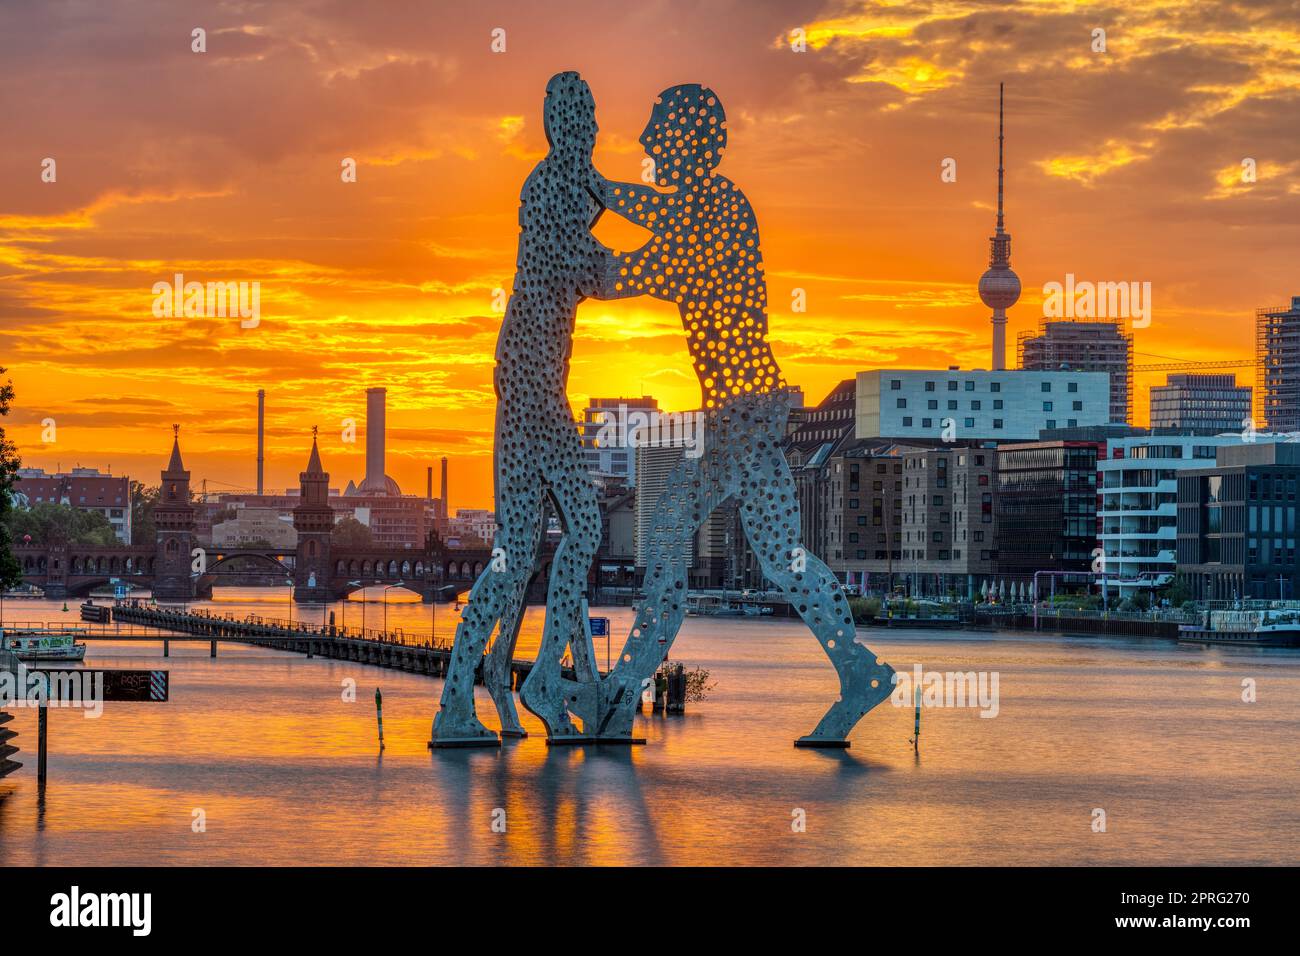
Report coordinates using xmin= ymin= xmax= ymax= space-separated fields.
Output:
xmin=448 ymin=508 xmax=496 ymax=544
xmin=579 ymin=396 xmax=660 ymax=487
xmin=1098 ymin=433 xmax=1283 ymax=597
xmin=856 ymin=368 xmax=1112 ymax=442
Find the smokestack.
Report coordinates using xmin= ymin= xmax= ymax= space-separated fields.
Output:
xmin=440 ymin=456 xmax=448 ymax=507
xmin=426 ymin=466 xmax=433 ymax=500
xmin=256 ymin=389 xmax=265 ymax=495
xmin=364 ymin=387 xmax=386 ymax=490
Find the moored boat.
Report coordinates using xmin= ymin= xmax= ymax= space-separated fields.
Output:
xmin=1178 ymin=609 xmax=1300 ymax=647
xmin=0 ymin=629 xmax=89 ymax=662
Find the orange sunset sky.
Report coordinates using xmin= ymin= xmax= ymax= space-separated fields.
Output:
xmin=2 ymin=0 xmax=1297 ymax=510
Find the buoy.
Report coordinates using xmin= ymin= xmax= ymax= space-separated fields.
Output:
xmin=62 ymin=602 xmax=68 ymax=612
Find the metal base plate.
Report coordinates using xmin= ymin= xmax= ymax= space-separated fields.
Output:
xmin=428 ymin=736 xmax=502 ymax=749
xmin=794 ymin=736 xmax=851 ymax=749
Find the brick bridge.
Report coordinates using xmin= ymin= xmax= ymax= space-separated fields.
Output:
xmin=15 ymin=431 xmax=562 ymax=604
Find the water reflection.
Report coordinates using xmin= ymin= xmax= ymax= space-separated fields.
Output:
xmin=0 ymin=593 xmax=1297 ymax=865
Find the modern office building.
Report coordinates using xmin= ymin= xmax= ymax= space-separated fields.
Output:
xmin=1018 ymin=319 xmax=1133 ymax=424
xmin=855 ymin=368 xmax=1110 ymax=442
xmin=1256 ymin=296 xmax=1300 ymax=433
xmin=995 ymin=440 xmax=1102 ymax=590
xmin=1150 ymin=373 xmax=1252 ymax=434
xmin=1176 ymin=442 xmax=1300 ymax=601
xmin=1097 ymin=433 xmax=1278 ymax=598
xmin=897 ymin=445 xmax=999 ymax=598
xmin=12 ymin=467 xmax=133 ymax=543
xmin=633 ymin=443 xmax=735 ymax=587
xmin=579 ymin=396 xmax=661 ymax=486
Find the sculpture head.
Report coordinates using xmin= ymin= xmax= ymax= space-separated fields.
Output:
xmin=641 ymin=84 xmax=727 ymax=187
xmin=543 ymin=71 xmax=598 ymax=156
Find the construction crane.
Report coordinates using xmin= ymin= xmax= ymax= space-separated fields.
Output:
xmin=1133 ymin=351 xmax=1255 ymax=373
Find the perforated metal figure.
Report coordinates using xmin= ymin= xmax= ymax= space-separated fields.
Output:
xmin=569 ymin=85 xmax=896 ymax=746
xmin=430 ymin=72 xmax=613 ymax=745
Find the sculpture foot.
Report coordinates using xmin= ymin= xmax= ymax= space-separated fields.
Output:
xmin=519 ymin=672 xmax=580 ymax=739
xmin=428 ymin=710 xmax=500 ymax=748
xmin=799 ymin=657 xmax=896 ymax=745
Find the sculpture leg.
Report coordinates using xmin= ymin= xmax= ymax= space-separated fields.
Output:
xmin=482 ymin=565 xmax=532 ymax=737
xmin=519 ymin=471 xmax=601 ymax=738
xmin=577 ymin=447 xmax=734 ymax=739
xmin=736 ymin=442 xmax=894 ymax=746
xmin=431 ymin=487 xmax=543 ymax=746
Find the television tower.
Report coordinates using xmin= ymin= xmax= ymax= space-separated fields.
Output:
xmin=978 ymin=83 xmax=1021 ymax=371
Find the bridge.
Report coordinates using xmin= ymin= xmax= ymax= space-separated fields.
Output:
xmin=13 ymin=430 xmax=566 ymax=604
xmin=105 ymin=604 xmax=594 ymax=685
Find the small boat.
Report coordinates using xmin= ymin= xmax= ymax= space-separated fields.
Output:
xmin=1 ymin=630 xmax=89 ymax=662
xmin=1179 ymin=609 xmax=1300 ymax=647
xmin=686 ymin=596 xmax=745 ymax=617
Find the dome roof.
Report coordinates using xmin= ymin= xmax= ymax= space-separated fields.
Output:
xmin=355 ymin=474 xmax=402 ymax=496
xmin=979 ymin=266 xmax=1021 ymax=310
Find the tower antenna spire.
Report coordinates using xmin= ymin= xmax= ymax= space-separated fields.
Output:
xmin=996 ymin=81 xmax=1005 ymax=235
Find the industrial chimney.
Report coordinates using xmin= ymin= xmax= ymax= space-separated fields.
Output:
xmin=440 ymin=456 xmax=448 ymax=509
xmin=426 ymin=466 xmax=433 ymax=500
xmin=256 ymin=389 xmax=265 ymax=495
xmin=354 ymin=387 xmax=400 ymax=496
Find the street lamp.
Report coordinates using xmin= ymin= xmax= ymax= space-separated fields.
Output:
xmin=284 ymin=577 xmax=294 ymax=627
xmin=382 ymin=581 xmax=404 ymax=641
xmin=344 ymin=580 xmax=362 ymax=636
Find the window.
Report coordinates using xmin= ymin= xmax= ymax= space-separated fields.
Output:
xmin=922 ymin=418 xmax=933 ymax=428
xmin=897 ymin=397 xmax=908 ymax=408
xmin=902 ymin=416 xmax=913 ymax=426
xmin=928 ymin=399 xmax=938 ymax=410
xmin=1042 ymin=382 xmax=1052 ymax=392
xmin=1046 ymin=420 xmax=1057 ymax=429
xmin=993 ymin=399 xmax=1003 ymax=410
xmin=971 ymin=400 xmax=981 ymax=410
xmin=948 ymin=400 xmax=958 ymax=410
xmin=1073 ymin=400 xmax=1083 ymax=411
xmin=948 ymin=381 xmax=958 ymax=391
xmin=1043 ymin=401 xmax=1054 ymax=412
xmin=991 ymin=382 xmax=1001 ymax=393
xmin=890 ymin=379 xmax=902 ymax=390
xmin=965 ymin=381 xmax=975 ymax=391
xmin=924 ymin=381 xmax=935 ymax=392
xmin=1068 ymin=382 xmax=1078 ymax=393
xmin=964 ymin=417 xmax=975 ymax=428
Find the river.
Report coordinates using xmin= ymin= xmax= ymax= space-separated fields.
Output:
xmin=1 ymin=591 xmax=1296 ymax=865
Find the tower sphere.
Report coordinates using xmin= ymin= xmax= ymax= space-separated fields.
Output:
xmin=979 ymin=265 xmax=1021 ymax=310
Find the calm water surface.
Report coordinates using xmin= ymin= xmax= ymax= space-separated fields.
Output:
xmin=1 ymin=592 xmax=1297 ymax=865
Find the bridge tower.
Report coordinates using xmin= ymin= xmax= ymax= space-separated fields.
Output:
xmin=293 ymin=429 xmax=333 ymax=603
xmin=154 ymin=425 xmax=197 ymax=602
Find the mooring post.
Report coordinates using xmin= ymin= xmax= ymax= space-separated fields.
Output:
xmin=913 ymin=685 xmax=921 ymax=753
xmin=37 ymin=698 xmax=48 ymax=786
xmin=163 ymin=639 xmax=170 ymax=658
xmin=375 ymin=688 xmax=385 ymax=750
xmin=210 ymin=640 xmax=217 ymax=658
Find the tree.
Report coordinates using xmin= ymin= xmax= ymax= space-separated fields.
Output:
xmin=1163 ymin=579 xmax=1192 ymax=608
xmin=0 ymin=368 xmax=20 ymax=589
xmin=683 ymin=665 xmax=717 ymax=703
xmin=130 ymin=481 xmax=159 ymax=545
xmin=331 ymin=516 xmax=374 ymax=548
xmin=4 ymin=502 xmax=118 ymax=546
